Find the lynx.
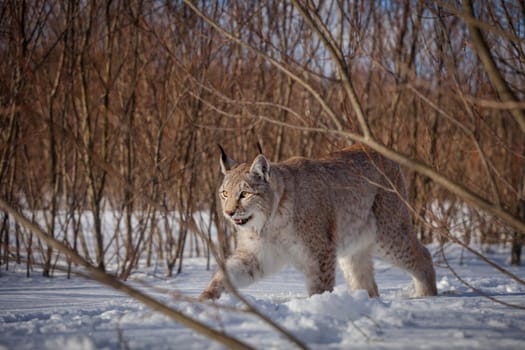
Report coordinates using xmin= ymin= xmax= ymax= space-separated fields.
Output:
xmin=200 ymin=144 xmax=437 ymax=300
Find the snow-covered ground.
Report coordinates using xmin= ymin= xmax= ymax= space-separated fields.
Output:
xmin=1 ymin=244 xmax=525 ymax=350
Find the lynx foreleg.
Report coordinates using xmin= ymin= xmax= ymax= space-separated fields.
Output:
xmin=338 ymin=249 xmax=379 ymax=298
xmin=199 ymin=250 xmax=263 ymax=301
xmin=300 ymin=250 xmax=336 ymax=296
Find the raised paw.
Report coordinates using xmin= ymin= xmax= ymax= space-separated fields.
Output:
xmin=199 ymin=279 xmax=224 ymax=301
xmin=199 ymin=289 xmax=220 ymax=301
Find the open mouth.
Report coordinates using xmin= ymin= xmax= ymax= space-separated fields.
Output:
xmin=233 ymin=216 xmax=251 ymax=226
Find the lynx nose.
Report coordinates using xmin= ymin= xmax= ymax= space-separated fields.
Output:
xmin=225 ymin=209 xmax=236 ymax=217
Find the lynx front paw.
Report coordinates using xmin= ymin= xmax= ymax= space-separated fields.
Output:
xmin=199 ymin=288 xmax=221 ymax=301
xmin=199 ymin=279 xmax=224 ymax=301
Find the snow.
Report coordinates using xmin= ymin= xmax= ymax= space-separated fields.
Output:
xmin=1 ymin=244 xmax=525 ymax=350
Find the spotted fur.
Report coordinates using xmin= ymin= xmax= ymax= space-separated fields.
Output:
xmin=200 ymin=145 xmax=437 ymax=300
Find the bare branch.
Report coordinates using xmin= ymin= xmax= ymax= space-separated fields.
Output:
xmin=290 ymin=0 xmax=371 ymax=139
xmin=181 ymin=0 xmax=344 ymax=131
xmin=462 ymin=0 xmax=525 ymax=133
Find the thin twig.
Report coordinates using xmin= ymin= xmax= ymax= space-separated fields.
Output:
xmin=440 ymin=244 xmax=525 ymax=310
xmin=181 ymin=0 xmax=343 ymax=132
xmin=463 ymin=0 xmax=525 ymax=133
xmin=290 ymin=0 xmax=371 ymax=139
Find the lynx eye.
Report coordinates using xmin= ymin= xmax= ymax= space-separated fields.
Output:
xmin=239 ymin=191 xmax=253 ymax=199
xmin=221 ymin=190 xmax=229 ymax=198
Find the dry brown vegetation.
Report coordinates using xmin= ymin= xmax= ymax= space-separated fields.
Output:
xmin=0 ymin=0 xmax=524 ymax=278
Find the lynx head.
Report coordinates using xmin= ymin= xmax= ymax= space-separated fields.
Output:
xmin=217 ymin=145 xmax=276 ymax=234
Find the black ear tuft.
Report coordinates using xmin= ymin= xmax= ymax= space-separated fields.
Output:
xmin=256 ymin=142 xmax=263 ymax=154
xmin=218 ymin=144 xmax=238 ymax=174
xmin=218 ymin=144 xmax=227 ymax=163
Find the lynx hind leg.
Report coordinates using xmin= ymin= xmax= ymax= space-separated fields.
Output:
xmin=338 ymin=249 xmax=379 ymax=298
xmin=375 ymin=223 xmax=437 ymax=297
xmin=372 ymin=179 xmax=437 ymax=297
xmin=410 ymin=242 xmax=437 ymax=297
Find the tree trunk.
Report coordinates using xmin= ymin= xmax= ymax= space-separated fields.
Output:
xmin=511 ymin=199 xmax=525 ymax=265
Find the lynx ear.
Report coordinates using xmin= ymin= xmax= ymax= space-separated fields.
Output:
xmin=249 ymin=154 xmax=270 ymax=181
xmin=218 ymin=144 xmax=237 ymax=174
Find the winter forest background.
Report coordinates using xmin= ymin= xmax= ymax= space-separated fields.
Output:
xmin=0 ymin=1 xmax=524 ymax=348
